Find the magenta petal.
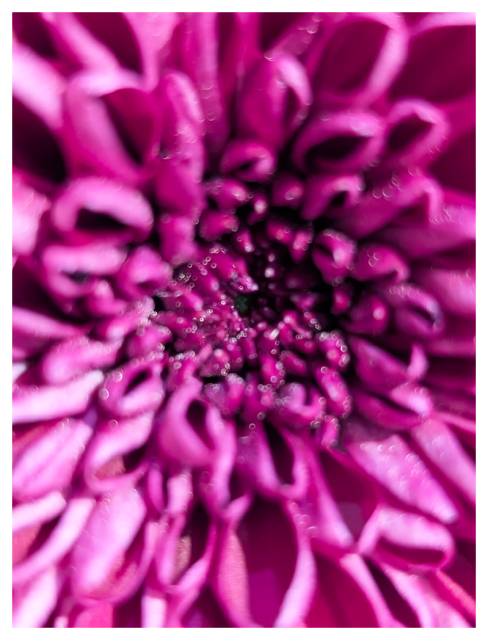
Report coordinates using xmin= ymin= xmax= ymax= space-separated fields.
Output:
xmin=182 ymin=587 xmax=232 ymax=628
xmin=213 ymin=495 xmax=315 ymax=627
xmin=13 ymin=566 xmax=62 ymax=628
xmin=381 ymin=99 xmax=449 ymax=173
xmin=97 ymin=353 xmax=165 ymax=419
xmin=83 ymin=412 xmax=155 ymax=493
xmin=162 ymin=505 xmax=218 ymax=626
xmin=62 ymin=71 xmax=158 ymax=184
xmin=71 ymin=486 xmax=155 ymax=604
xmin=311 ymin=447 xmax=381 ymax=550
xmin=372 ymin=507 xmax=454 ymax=572
xmin=172 ymin=13 xmax=228 ymax=157
xmin=311 ymin=13 xmax=407 ymax=108
xmin=237 ymin=54 xmax=311 ymax=149
xmin=293 ymin=110 xmax=385 ymax=174
xmin=350 ymin=337 xmax=427 ymax=390
xmin=312 ymin=229 xmax=356 ymax=284
xmin=343 ymin=418 xmax=459 ymax=524
xmin=13 ymin=416 xmax=93 ymax=500
xmin=336 ymin=172 xmax=443 ymax=240
xmin=157 ymin=378 xmax=218 ymax=467
xmin=12 ymin=173 xmax=49 ymax=258
xmin=351 ymin=382 xmax=432 ymax=431
xmin=115 ymin=246 xmax=172 ymax=302
xmin=220 ymin=139 xmax=276 ymax=183
xmin=391 ymin=13 xmax=475 ymax=104
xmin=306 ymin=553 xmax=396 ymax=627
xmin=351 ymin=244 xmax=409 ymax=283
xmin=236 ymin=421 xmax=308 ymax=500
xmin=51 ymin=177 xmax=153 ymax=244
xmin=41 ymin=336 xmax=122 ymax=385
xmin=12 ymin=304 xmax=85 ymax=362
xmin=377 ymin=189 xmax=475 ymax=260
xmin=301 ymin=173 xmax=364 ymax=221
xmin=413 ymin=265 xmax=475 ymax=319
xmin=13 ymin=43 xmax=67 ymax=187
xmin=13 ymin=370 xmax=103 ymax=424
xmin=13 ymin=496 xmax=95 ymax=586
xmin=410 ymin=419 xmax=475 ymax=506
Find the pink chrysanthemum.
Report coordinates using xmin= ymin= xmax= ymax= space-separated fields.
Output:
xmin=12 ymin=12 xmax=475 ymax=628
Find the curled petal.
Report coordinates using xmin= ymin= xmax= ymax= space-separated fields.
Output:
xmin=351 ymin=382 xmax=432 ymax=430
xmin=94 ymin=296 xmax=154 ymax=341
xmin=126 ymin=323 xmax=172 ymax=360
xmin=340 ymin=173 xmax=442 ymax=242
xmin=377 ymin=189 xmax=475 ymax=259
xmin=376 ymin=282 xmax=444 ymax=339
xmin=312 ymin=229 xmax=356 ymax=284
xmin=308 ymin=446 xmax=381 ymax=551
xmin=212 ymin=495 xmax=315 ymax=627
xmin=12 ymin=305 xmax=85 ymax=361
xmin=391 ymin=12 xmax=475 ymax=104
xmin=158 ymin=214 xmax=198 ymax=267
xmin=12 ymin=43 xmax=67 ymax=186
xmin=172 ymin=13 xmax=228 ymax=156
xmin=313 ymin=366 xmax=352 ymax=418
xmin=203 ymin=374 xmax=246 ymax=418
xmin=381 ymin=99 xmax=449 ymax=172
xmin=155 ymin=157 xmax=205 ymax=219
xmin=293 ymin=110 xmax=385 ymax=174
xmin=51 ymin=177 xmax=153 ymax=244
xmin=236 ymin=420 xmax=308 ymax=500
xmin=13 ymin=370 xmax=103 ymax=424
xmin=71 ymin=486 xmax=155 ymax=604
xmin=157 ymin=377 xmax=224 ymax=467
xmin=342 ymin=292 xmax=390 ymax=336
xmin=343 ymin=418 xmax=459 ymax=525
xmin=413 ymin=265 xmax=475 ymax=318
xmin=316 ymin=330 xmax=350 ymax=370
xmin=237 ymin=54 xmax=311 ymax=149
xmin=115 ymin=246 xmax=172 ymax=302
xmin=306 ymin=553 xmax=397 ymax=627
xmin=205 ymin=176 xmax=249 ymax=211
xmin=84 ymin=279 xmax=127 ymax=318
xmin=301 ymin=173 xmax=363 ymax=221
xmin=12 ymin=172 xmax=49 ymax=258
xmin=98 ymin=353 xmax=165 ymax=419
xmin=372 ymin=562 xmax=471 ymax=627
xmin=40 ymin=241 xmax=127 ymax=300
xmin=13 ymin=566 xmax=62 ymax=628
xmin=351 ymin=244 xmax=409 ymax=283
xmin=220 ymin=139 xmax=276 ymax=183
xmin=62 ymin=71 xmax=159 ymax=184
xmin=271 ymin=173 xmax=304 ymax=209
xmin=41 ymin=336 xmax=122 ymax=385
xmin=411 ymin=419 xmax=475 ymax=506
xmin=311 ymin=13 xmax=408 ymax=108
xmin=269 ymin=382 xmax=325 ymax=430
xmin=13 ymin=417 xmax=94 ymax=501
xmin=83 ymin=412 xmax=154 ymax=493
xmin=160 ymin=505 xmax=219 ymax=626
xmin=350 ymin=337 xmax=428 ymax=390
xmin=158 ymin=70 xmax=205 ymax=182
xmin=13 ymin=491 xmax=66 ymax=533
xmin=372 ymin=507 xmax=455 ymax=572
xmin=13 ymin=496 xmax=95 ymax=586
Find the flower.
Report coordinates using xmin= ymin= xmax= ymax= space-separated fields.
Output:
xmin=12 ymin=12 xmax=475 ymax=628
